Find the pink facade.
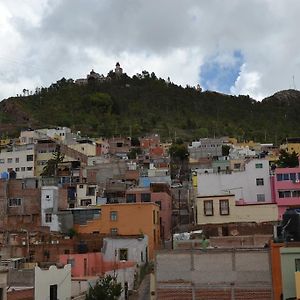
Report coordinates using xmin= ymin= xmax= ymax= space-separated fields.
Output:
xmin=272 ymin=166 xmax=300 ymax=219
xmin=59 ymin=252 xmax=134 ymax=277
xmin=125 ymin=184 xmax=172 ymax=240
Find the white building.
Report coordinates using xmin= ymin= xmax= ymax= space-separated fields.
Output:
xmin=197 ymin=158 xmax=272 ymax=203
xmin=35 ymin=127 xmax=71 ymax=142
xmin=76 ymin=183 xmax=97 ymax=206
xmin=0 ymin=144 xmax=35 ymax=178
xmin=41 ymin=186 xmax=60 ymax=231
xmin=229 ymin=145 xmax=257 ymax=159
xmin=102 ymin=235 xmax=148 ymax=266
xmin=35 ymin=265 xmax=71 ymax=300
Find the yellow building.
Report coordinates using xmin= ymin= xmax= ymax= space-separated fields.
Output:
xmin=76 ymin=203 xmax=161 ymax=259
xmin=196 ymin=194 xmax=278 ymax=225
xmin=280 ymin=138 xmax=300 ymax=155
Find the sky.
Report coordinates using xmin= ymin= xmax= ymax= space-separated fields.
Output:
xmin=0 ymin=0 xmax=300 ymax=101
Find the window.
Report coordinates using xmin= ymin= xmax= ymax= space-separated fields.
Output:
xmin=87 ymin=187 xmax=95 ymax=196
xmin=21 ymin=167 xmax=25 ymax=171
xmin=153 ymin=229 xmax=156 ymax=243
xmin=141 ymin=193 xmax=151 ymax=202
xmin=9 ymin=198 xmax=21 ymax=206
xmin=283 ymin=173 xmax=289 ymax=180
xmin=153 ymin=210 xmax=156 ymax=224
xmin=204 ymin=200 xmax=214 ymax=216
xmin=45 ymin=213 xmax=52 ymax=223
xmin=296 ymin=259 xmax=300 ymax=271
xmin=49 ymin=284 xmax=57 ymax=300
xmin=257 ymin=194 xmax=265 ymax=202
xmin=81 ymin=199 xmax=92 ymax=206
xmin=256 ymin=178 xmax=264 ymax=186
xmin=7 ymin=158 xmax=12 ymax=163
xmin=292 ymin=190 xmax=300 ymax=197
xmin=26 ymin=155 xmax=33 ymax=161
xmin=141 ymin=251 xmax=144 ymax=262
xmin=15 ymin=167 xmax=19 ymax=172
xmin=126 ymin=194 xmax=136 ymax=203
xmin=255 ymin=163 xmax=263 ymax=169
xmin=219 ymin=199 xmax=229 ymax=215
xmin=277 ymin=174 xmax=283 ymax=181
xmin=67 ymin=258 xmax=75 ymax=267
xmin=110 ymin=211 xmax=118 ymax=221
xmin=279 ymin=191 xmax=292 ymax=198
xmin=290 ymin=173 xmax=297 ymax=181
xmin=15 ymin=157 xmax=19 ymax=163
xmin=79 ymin=184 xmax=84 ymax=188
xmin=0 ymin=159 xmax=4 ymax=164
xmin=27 ymin=167 xmax=33 ymax=171
xmin=234 ymin=163 xmax=241 ymax=169
xmin=111 ymin=228 xmax=118 ymax=235
xmin=119 ymin=248 xmax=128 ymax=261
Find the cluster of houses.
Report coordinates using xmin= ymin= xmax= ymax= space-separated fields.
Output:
xmin=1 ymin=127 xmax=300 ymax=299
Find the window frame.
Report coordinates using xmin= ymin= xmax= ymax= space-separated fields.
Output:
xmin=256 ymin=178 xmax=264 ymax=186
xmin=219 ymin=199 xmax=230 ymax=215
xmin=110 ymin=211 xmax=118 ymax=221
xmin=204 ymin=200 xmax=214 ymax=216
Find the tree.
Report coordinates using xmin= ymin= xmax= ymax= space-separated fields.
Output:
xmin=277 ymin=149 xmax=299 ymax=168
xmin=41 ymin=145 xmax=64 ymax=177
xmin=85 ymin=275 xmax=122 ymax=300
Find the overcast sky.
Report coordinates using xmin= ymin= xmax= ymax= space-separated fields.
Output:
xmin=0 ymin=0 xmax=299 ymax=101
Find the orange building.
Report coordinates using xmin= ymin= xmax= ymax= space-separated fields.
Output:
xmin=76 ymin=203 xmax=161 ymax=259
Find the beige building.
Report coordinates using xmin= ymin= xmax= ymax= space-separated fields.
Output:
xmin=68 ymin=142 xmax=97 ymax=156
xmin=196 ymin=194 xmax=278 ymax=225
xmin=76 ymin=183 xmax=98 ymax=206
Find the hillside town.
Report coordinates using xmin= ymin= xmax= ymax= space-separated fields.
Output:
xmin=0 ymin=125 xmax=299 ymax=299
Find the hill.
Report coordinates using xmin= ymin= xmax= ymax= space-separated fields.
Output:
xmin=0 ymin=71 xmax=300 ymax=143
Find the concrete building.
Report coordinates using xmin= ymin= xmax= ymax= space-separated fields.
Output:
xmin=188 ymin=138 xmax=225 ymax=160
xmin=155 ymin=248 xmax=273 ymax=300
xmin=35 ymin=127 xmax=71 ymax=143
xmin=0 ymin=144 xmax=35 ymax=179
xmin=102 ymin=235 xmax=148 ymax=265
xmin=76 ymin=183 xmax=98 ymax=207
xmin=197 ymin=158 xmax=272 ymax=203
xmin=34 ymin=264 xmax=71 ymax=300
xmin=41 ymin=186 xmax=59 ymax=231
xmin=125 ymin=183 xmax=172 ymax=240
xmin=271 ymin=166 xmax=300 ymax=219
xmin=0 ymin=267 xmax=7 ymax=300
xmin=76 ymin=203 xmax=160 ymax=259
xmin=196 ymin=194 xmax=278 ymax=227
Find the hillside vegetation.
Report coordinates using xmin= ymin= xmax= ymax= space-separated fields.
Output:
xmin=0 ymin=71 xmax=300 ymax=143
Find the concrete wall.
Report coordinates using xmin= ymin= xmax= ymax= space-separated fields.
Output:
xmin=197 ymin=158 xmax=272 ymax=203
xmin=8 ymin=269 xmax=34 ymax=287
xmin=0 ymin=268 xmax=8 ymax=300
xmin=156 ymin=248 xmax=272 ymax=299
xmin=34 ymin=264 xmax=71 ymax=300
xmin=280 ymin=247 xmax=300 ymax=300
xmin=41 ymin=186 xmax=59 ymax=231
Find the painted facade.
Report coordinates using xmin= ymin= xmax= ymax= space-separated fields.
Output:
xmin=0 ymin=144 xmax=35 ymax=179
xmin=125 ymin=183 xmax=172 ymax=240
xmin=34 ymin=264 xmax=71 ymax=300
xmin=76 ymin=203 xmax=160 ymax=259
xmin=196 ymin=194 xmax=278 ymax=225
xmin=76 ymin=183 xmax=97 ymax=207
xmin=272 ymin=166 xmax=300 ymax=219
xmin=197 ymin=158 xmax=272 ymax=203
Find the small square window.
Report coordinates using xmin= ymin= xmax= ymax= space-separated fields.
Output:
xmin=119 ymin=248 xmax=128 ymax=261
xmin=110 ymin=211 xmax=118 ymax=221
xmin=256 ymin=178 xmax=264 ymax=186
xmin=7 ymin=158 xmax=12 ymax=163
xmin=26 ymin=155 xmax=33 ymax=162
xmin=45 ymin=213 xmax=52 ymax=223
xmin=21 ymin=167 xmax=25 ymax=171
xmin=296 ymin=259 xmax=300 ymax=272
xmin=257 ymin=194 xmax=265 ymax=202
xmin=141 ymin=193 xmax=151 ymax=202
xmin=111 ymin=228 xmax=118 ymax=235
xmin=15 ymin=158 xmax=19 ymax=163
xmin=255 ymin=163 xmax=263 ymax=169
xmin=67 ymin=258 xmax=75 ymax=267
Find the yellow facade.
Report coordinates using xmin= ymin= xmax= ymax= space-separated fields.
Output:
xmin=77 ymin=203 xmax=161 ymax=259
xmin=196 ymin=195 xmax=278 ymax=225
xmin=68 ymin=143 xmax=96 ymax=156
xmin=281 ymin=142 xmax=300 ymax=155
xmin=295 ymin=272 xmax=300 ymax=299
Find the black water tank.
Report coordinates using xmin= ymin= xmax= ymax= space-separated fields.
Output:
xmin=282 ymin=208 xmax=300 ymax=241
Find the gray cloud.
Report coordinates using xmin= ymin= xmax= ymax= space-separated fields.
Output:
xmin=1 ymin=0 xmax=300 ymax=100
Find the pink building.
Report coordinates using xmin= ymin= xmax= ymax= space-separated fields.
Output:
xmin=59 ymin=252 xmax=134 ymax=277
xmin=125 ymin=183 xmax=172 ymax=240
xmin=272 ymin=166 xmax=300 ymax=218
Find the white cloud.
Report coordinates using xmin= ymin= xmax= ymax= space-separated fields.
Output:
xmin=1 ymin=0 xmax=300 ymax=100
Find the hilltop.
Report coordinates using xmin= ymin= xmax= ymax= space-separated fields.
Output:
xmin=0 ymin=69 xmax=300 ymax=143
